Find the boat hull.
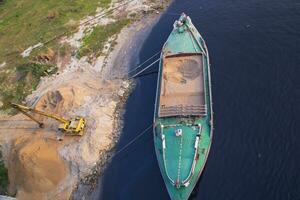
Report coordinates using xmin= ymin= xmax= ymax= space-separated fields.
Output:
xmin=153 ymin=14 xmax=213 ymax=200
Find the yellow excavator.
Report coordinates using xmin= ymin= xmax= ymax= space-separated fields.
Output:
xmin=10 ymin=102 xmax=86 ymax=136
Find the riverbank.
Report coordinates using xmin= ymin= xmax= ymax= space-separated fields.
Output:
xmin=0 ymin=0 xmax=170 ymax=199
xmin=71 ymin=14 xmax=165 ymax=199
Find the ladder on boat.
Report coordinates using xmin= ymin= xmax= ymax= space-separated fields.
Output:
xmin=159 ymin=105 xmax=207 ymax=117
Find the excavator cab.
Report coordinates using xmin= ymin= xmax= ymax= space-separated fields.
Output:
xmin=59 ymin=117 xmax=86 ymax=136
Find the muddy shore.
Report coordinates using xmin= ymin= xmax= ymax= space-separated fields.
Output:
xmin=71 ymin=14 xmax=164 ymax=199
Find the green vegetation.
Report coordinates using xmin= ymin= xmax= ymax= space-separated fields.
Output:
xmin=58 ymin=43 xmax=72 ymax=57
xmin=0 ymin=63 xmax=57 ymax=111
xmin=0 ymin=0 xmax=112 ymax=65
xmin=16 ymin=63 xmax=57 ymax=79
xmin=99 ymin=0 xmax=112 ymax=8
xmin=0 ymin=0 xmax=112 ymax=112
xmin=78 ymin=18 xmax=131 ymax=58
xmin=0 ymin=150 xmax=8 ymax=195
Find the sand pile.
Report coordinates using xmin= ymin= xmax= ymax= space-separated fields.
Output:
xmin=0 ymin=69 xmax=131 ymax=199
xmin=8 ymin=135 xmax=68 ymax=200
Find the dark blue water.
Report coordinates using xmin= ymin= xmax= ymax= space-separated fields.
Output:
xmin=97 ymin=0 xmax=300 ymax=199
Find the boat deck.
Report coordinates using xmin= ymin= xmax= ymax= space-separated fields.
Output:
xmin=159 ymin=54 xmax=206 ymax=117
xmin=161 ymin=124 xmax=201 ymax=186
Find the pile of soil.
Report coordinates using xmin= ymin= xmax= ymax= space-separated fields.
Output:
xmin=0 ymin=68 xmax=131 ymax=199
xmin=8 ymin=135 xmax=69 ymax=199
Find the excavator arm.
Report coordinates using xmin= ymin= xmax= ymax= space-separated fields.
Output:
xmin=15 ymin=106 xmax=45 ymax=128
xmin=10 ymin=103 xmax=86 ymax=136
xmin=10 ymin=103 xmax=69 ymax=124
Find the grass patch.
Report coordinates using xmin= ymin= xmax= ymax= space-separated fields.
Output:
xmin=58 ymin=43 xmax=72 ymax=58
xmin=0 ymin=63 xmax=57 ymax=111
xmin=0 ymin=0 xmax=112 ymax=65
xmin=0 ymin=0 xmax=113 ymax=113
xmin=78 ymin=18 xmax=131 ymax=58
xmin=16 ymin=63 xmax=57 ymax=79
xmin=0 ymin=150 xmax=8 ymax=195
xmin=99 ymin=0 xmax=112 ymax=8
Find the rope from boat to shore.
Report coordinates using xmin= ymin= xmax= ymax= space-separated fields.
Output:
xmin=127 ymin=50 xmax=161 ymax=76
xmin=129 ymin=57 xmax=161 ymax=79
xmin=113 ymin=124 xmax=153 ymax=158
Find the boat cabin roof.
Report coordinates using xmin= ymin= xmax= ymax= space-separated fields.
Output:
xmin=159 ymin=54 xmax=206 ymax=117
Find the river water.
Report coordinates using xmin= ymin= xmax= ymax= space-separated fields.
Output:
xmin=96 ymin=0 xmax=300 ymax=199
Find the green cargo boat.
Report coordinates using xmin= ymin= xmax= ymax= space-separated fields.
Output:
xmin=153 ymin=13 xmax=213 ymax=200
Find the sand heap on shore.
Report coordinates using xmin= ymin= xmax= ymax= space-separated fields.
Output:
xmin=0 ymin=66 xmax=131 ymax=199
xmin=6 ymin=134 xmax=68 ymax=199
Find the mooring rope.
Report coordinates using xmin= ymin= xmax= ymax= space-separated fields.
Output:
xmin=133 ymin=70 xmax=158 ymax=78
xmin=113 ymin=124 xmax=153 ymax=158
xmin=127 ymin=50 xmax=161 ymax=76
xmin=129 ymin=57 xmax=161 ymax=79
